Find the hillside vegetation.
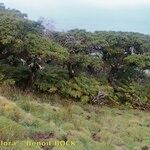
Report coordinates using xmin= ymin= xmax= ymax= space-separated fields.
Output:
xmin=0 ymin=3 xmax=150 ymax=150
xmin=0 ymin=3 xmax=150 ymax=109
xmin=0 ymin=87 xmax=150 ymax=150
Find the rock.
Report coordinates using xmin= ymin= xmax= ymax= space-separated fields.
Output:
xmin=92 ymin=91 xmax=107 ymax=104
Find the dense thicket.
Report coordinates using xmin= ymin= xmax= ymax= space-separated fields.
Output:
xmin=0 ymin=3 xmax=150 ymax=109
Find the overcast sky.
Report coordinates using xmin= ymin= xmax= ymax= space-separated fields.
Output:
xmin=1 ymin=0 xmax=150 ymax=34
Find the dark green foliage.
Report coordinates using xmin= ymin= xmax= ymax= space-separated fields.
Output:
xmin=60 ymin=75 xmax=100 ymax=102
xmin=34 ymin=66 xmax=69 ymax=91
xmin=114 ymin=81 xmax=150 ymax=109
xmin=124 ymin=54 xmax=150 ymax=69
xmin=0 ymin=4 xmax=69 ymax=89
xmin=0 ymin=4 xmax=150 ymax=108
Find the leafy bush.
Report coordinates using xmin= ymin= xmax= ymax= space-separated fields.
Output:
xmin=60 ymin=75 xmax=100 ymax=102
xmin=114 ymin=81 xmax=150 ymax=109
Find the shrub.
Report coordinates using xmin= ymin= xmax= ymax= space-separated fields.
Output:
xmin=60 ymin=75 xmax=100 ymax=103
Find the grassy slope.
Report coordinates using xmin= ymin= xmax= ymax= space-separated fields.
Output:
xmin=0 ymin=87 xmax=150 ymax=150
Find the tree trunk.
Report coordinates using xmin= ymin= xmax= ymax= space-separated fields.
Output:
xmin=108 ymin=66 xmax=118 ymax=91
xmin=67 ymin=63 xmax=74 ymax=78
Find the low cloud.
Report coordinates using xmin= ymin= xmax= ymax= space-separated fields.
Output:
xmin=2 ymin=0 xmax=150 ymax=9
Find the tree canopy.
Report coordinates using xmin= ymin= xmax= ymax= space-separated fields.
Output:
xmin=0 ymin=3 xmax=150 ymax=109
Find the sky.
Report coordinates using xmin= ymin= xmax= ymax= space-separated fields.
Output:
xmin=1 ymin=0 xmax=150 ymax=34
